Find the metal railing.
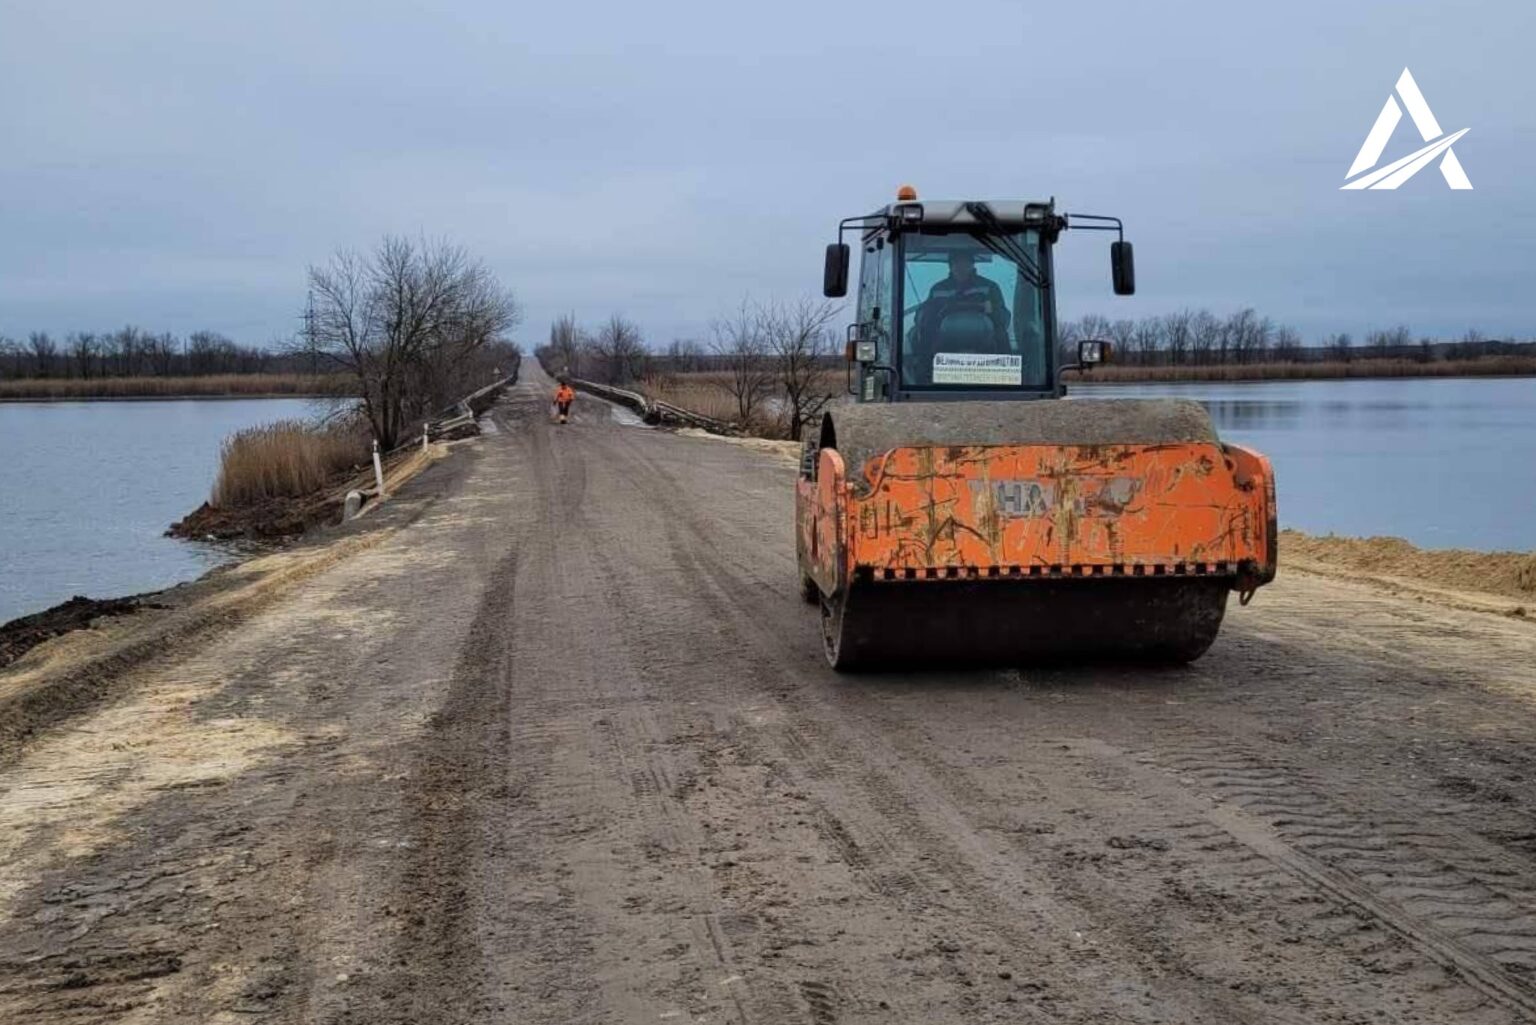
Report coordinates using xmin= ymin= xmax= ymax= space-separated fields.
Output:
xmin=571 ymin=379 xmax=736 ymax=435
xmin=424 ymin=360 xmax=521 ymax=443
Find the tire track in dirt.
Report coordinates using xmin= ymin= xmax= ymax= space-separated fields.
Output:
xmin=594 ymin=427 xmax=1290 ymax=1023
xmin=594 ymin=422 xmax=1536 ymax=1024
xmin=1131 ymin=731 xmax=1536 ymax=1017
xmin=562 ymin=424 xmax=809 ymax=1023
xmin=362 ymin=547 xmax=521 ymax=1024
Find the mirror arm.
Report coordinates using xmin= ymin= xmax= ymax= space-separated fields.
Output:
xmin=1062 ymin=213 xmax=1125 ymax=241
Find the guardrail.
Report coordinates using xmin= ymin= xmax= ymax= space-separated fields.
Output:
xmin=424 ymin=360 xmax=521 ymax=443
xmin=571 ymin=379 xmax=736 ymax=435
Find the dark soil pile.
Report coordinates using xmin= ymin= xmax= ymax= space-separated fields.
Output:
xmin=169 ymin=491 xmax=342 ymax=542
xmin=0 ymin=596 xmax=145 ymax=670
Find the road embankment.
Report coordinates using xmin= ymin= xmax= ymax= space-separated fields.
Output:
xmin=168 ymin=371 xmax=519 ymax=542
xmin=1281 ymin=529 xmax=1535 ymax=617
xmin=0 ymin=380 xmax=511 ymax=758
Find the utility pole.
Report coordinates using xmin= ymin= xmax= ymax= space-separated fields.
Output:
xmin=304 ymin=290 xmax=318 ymax=375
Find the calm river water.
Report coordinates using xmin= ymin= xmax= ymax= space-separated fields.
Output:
xmin=1 ymin=399 xmax=319 ymax=625
xmin=1 ymin=379 xmax=1532 ymax=625
xmin=1075 ymin=377 xmax=1536 ymax=552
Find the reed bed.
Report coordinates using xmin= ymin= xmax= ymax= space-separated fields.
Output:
xmin=0 ymin=373 xmax=355 ymax=400
xmin=211 ymin=420 xmax=371 ymax=509
xmin=1064 ymin=356 xmax=1536 ymax=383
xmin=637 ymin=375 xmax=752 ymax=426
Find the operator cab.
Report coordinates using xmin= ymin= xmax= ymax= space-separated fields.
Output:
xmin=823 ymin=189 xmax=1134 ymax=403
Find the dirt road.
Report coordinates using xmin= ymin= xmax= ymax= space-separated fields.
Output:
xmin=5 ymin=365 xmax=1536 ymax=1024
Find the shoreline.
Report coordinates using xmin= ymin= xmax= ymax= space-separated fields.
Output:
xmin=0 ymin=392 xmax=350 ymax=403
xmin=1062 ymin=357 xmax=1536 ymax=384
xmin=0 ymin=372 xmax=355 ymax=402
xmin=1069 ymin=374 xmax=1536 ymax=386
xmin=1 ymin=440 xmax=453 ymax=672
xmin=0 ymin=427 xmax=482 ymax=756
xmin=1 ymin=369 xmax=519 ymax=669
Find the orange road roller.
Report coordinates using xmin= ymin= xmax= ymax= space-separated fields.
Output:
xmin=797 ymin=190 xmax=1277 ymax=669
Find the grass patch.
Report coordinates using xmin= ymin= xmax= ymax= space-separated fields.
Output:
xmin=0 ymin=373 xmax=355 ymax=401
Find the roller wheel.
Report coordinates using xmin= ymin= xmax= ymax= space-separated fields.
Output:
xmin=814 ymin=579 xmax=1228 ymax=672
xmin=819 ymin=591 xmax=865 ymax=671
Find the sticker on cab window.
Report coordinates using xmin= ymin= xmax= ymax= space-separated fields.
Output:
xmin=932 ymin=352 xmax=1022 ymax=386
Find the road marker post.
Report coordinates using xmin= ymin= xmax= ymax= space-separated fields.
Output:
xmin=372 ymin=439 xmax=386 ymax=499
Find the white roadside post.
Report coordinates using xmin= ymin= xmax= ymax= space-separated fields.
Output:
xmin=422 ymin=422 xmax=429 ymax=452
xmin=372 ymin=439 xmax=386 ymax=499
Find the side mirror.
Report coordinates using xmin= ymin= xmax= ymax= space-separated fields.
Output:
xmin=1111 ymin=241 xmax=1135 ymax=296
xmin=824 ymin=243 xmax=850 ymax=298
xmin=1078 ymin=339 xmax=1113 ymax=368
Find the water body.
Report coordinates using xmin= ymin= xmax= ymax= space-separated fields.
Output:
xmin=3 ymin=379 xmax=1532 ymax=624
xmin=1 ymin=398 xmax=322 ymax=625
xmin=1074 ymin=377 xmax=1536 ymax=552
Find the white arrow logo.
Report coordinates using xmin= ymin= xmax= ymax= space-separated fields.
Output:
xmin=1342 ymin=68 xmax=1472 ymax=190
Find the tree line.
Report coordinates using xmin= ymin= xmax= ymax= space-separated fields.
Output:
xmin=0 ymin=327 xmax=308 ymax=380
xmin=1055 ymin=309 xmax=1534 ymax=367
xmin=3 ymin=235 xmax=524 ymax=453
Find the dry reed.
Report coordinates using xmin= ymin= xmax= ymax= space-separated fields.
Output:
xmin=637 ymin=375 xmax=755 ymax=426
xmin=211 ymin=420 xmax=371 ymax=509
xmin=0 ymin=373 xmax=355 ymax=401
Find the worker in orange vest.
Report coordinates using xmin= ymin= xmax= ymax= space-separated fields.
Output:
xmin=553 ymin=380 xmax=576 ymax=424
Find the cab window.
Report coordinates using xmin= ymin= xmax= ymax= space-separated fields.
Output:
xmin=899 ymin=231 xmax=1047 ymax=389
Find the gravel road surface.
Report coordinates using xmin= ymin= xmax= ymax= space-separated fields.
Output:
xmin=4 ymin=364 xmax=1536 ymax=1024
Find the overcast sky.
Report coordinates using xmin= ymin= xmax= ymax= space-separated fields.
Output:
xmin=1 ymin=0 xmax=1530 ymax=349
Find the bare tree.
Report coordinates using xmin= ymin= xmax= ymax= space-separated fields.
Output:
xmin=149 ymin=332 xmax=178 ymax=377
xmin=1271 ymin=325 xmax=1303 ymax=363
xmin=1190 ymin=310 xmax=1221 ymax=365
xmin=548 ymin=313 xmax=582 ymax=378
xmin=188 ymin=330 xmax=236 ymax=375
xmin=108 ymin=326 xmax=147 ymax=376
xmin=709 ymin=300 xmax=773 ymax=425
xmin=28 ymin=332 xmax=58 ymax=377
xmin=761 ymin=297 xmax=840 ymax=441
xmin=67 ymin=332 xmax=98 ymax=378
xmin=665 ymin=338 xmax=706 ymax=373
xmin=308 ymin=236 xmax=520 ymax=448
xmin=1107 ymin=320 xmax=1137 ymax=364
xmin=1225 ymin=309 xmax=1258 ymax=364
xmin=588 ymin=314 xmax=646 ymax=384
xmin=1327 ymin=332 xmax=1353 ymax=363
xmin=1055 ymin=317 xmax=1081 ymax=369
xmin=1460 ymin=328 xmax=1487 ymax=359
xmin=1364 ymin=324 xmax=1411 ymax=360
xmin=1130 ymin=318 xmax=1164 ymax=366
xmin=0 ymin=337 xmax=21 ymax=378
xmin=1162 ymin=310 xmax=1193 ymax=366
